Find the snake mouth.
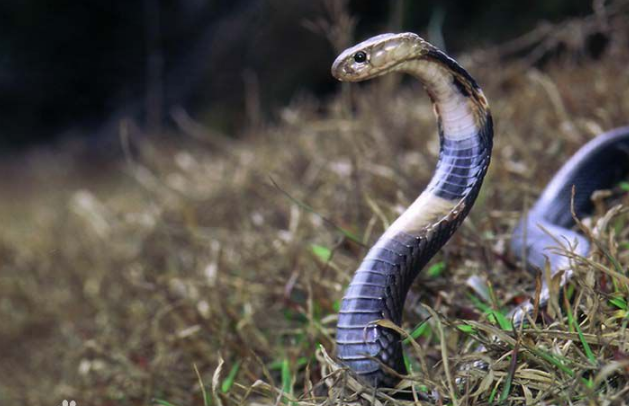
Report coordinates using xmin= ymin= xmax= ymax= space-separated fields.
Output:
xmin=331 ymin=54 xmax=370 ymax=81
xmin=330 ymin=59 xmax=351 ymax=80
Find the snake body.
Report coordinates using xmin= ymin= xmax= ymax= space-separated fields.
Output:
xmin=332 ymin=33 xmax=493 ymax=387
xmin=509 ymin=126 xmax=629 ymax=325
xmin=332 ymin=32 xmax=629 ymax=388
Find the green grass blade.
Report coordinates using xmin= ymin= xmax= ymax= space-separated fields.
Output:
xmin=221 ymin=361 xmax=241 ymax=393
xmin=564 ymin=294 xmax=596 ymax=364
xmin=488 ymin=381 xmax=499 ymax=403
xmin=402 ymin=320 xmax=429 ymax=344
xmin=456 ymin=324 xmax=476 ymax=334
xmin=468 ymin=293 xmax=491 ymax=312
xmin=609 ymin=296 xmax=628 ymax=310
xmin=427 ymin=261 xmax=446 ymax=277
xmin=499 ymin=358 xmax=514 ymax=403
xmin=467 ymin=293 xmax=511 ymax=330
xmin=403 ymin=351 xmax=411 ymax=373
xmin=527 ymin=346 xmax=574 ymax=377
xmin=491 ymin=309 xmax=513 ymax=331
xmin=310 ymin=244 xmax=332 ymax=262
xmin=281 ymin=358 xmax=293 ymax=401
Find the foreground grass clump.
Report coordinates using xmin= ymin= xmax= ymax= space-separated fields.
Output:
xmin=2 ymin=19 xmax=629 ymax=406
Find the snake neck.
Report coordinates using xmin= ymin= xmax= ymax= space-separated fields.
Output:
xmin=383 ymin=50 xmax=493 ymax=240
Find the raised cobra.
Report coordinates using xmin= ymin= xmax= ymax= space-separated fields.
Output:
xmin=332 ymin=33 xmax=493 ymax=387
xmin=332 ymin=32 xmax=629 ymax=389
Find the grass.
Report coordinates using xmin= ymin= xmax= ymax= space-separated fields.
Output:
xmin=2 ymin=6 xmax=629 ymax=406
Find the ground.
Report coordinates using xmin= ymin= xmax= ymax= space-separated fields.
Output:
xmin=1 ymin=10 xmax=629 ymax=406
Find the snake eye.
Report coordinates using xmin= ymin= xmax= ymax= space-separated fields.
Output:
xmin=353 ymin=51 xmax=367 ymax=63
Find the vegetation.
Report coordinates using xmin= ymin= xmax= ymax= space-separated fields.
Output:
xmin=1 ymin=3 xmax=629 ymax=405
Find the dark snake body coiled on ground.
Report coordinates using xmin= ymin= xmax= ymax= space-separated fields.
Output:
xmin=331 ymin=32 xmax=629 ymax=388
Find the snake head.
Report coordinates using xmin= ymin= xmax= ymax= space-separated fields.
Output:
xmin=331 ymin=32 xmax=430 ymax=82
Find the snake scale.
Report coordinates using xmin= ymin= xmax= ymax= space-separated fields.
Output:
xmin=331 ymin=32 xmax=629 ymax=389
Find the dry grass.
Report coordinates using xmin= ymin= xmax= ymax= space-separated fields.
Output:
xmin=2 ymin=6 xmax=629 ymax=406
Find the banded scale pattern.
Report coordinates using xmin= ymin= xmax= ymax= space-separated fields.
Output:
xmin=430 ymin=131 xmax=493 ymax=201
xmin=336 ymin=118 xmax=492 ymax=386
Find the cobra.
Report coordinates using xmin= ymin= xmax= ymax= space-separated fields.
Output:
xmin=332 ymin=32 xmax=629 ymax=388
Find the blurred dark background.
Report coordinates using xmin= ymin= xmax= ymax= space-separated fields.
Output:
xmin=0 ymin=0 xmax=599 ymax=150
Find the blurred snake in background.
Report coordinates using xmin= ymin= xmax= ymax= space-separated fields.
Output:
xmin=331 ymin=32 xmax=629 ymax=389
